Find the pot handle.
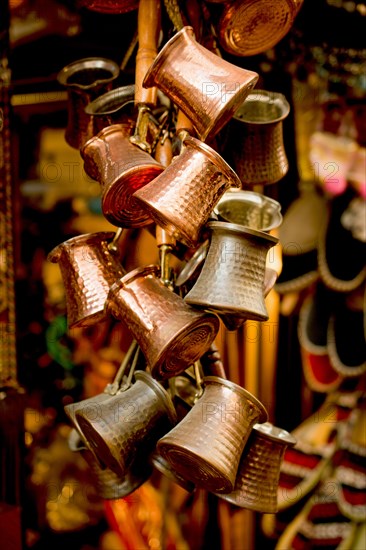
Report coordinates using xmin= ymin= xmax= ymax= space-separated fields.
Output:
xmin=135 ymin=0 xmax=161 ymax=106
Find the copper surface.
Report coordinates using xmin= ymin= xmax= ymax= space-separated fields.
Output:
xmin=57 ymin=57 xmax=120 ymax=149
xmin=69 ymin=428 xmax=152 ymax=499
xmin=81 ymin=124 xmax=164 ymax=227
xmin=150 ymin=451 xmax=195 ymax=492
xmin=75 ymin=370 xmax=177 ymax=477
xmin=218 ymin=0 xmax=304 ymax=57
xmin=228 ymin=90 xmax=290 ymax=186
xmin=142 ymin=26 xmax=259 ymax=141
xmin=64 ymin=392 xmax=113 ymax=435
xmin=78 ymin=0 xmax=139 ymax=13
xmin=85 ymin=448 xmax=152 ymax=500
xmin=106 ymin=265 xmax=220 ymax=379
xmin=48 ymin=232 xmax=125 ymax=329
xmin=214 ymin=189 xmax=282 ymax=232
xmin=133 ymin=136 xmax=241 ymax=247
xmin=157 ymin=376 xmax=268 ymax=493
xmin=184 ymin=221 xmax=278 ymax=327
xmin=84 ymin=85 xmax=135 ymax=137
xmin=217 ymin=422 xmax=296 ymax=512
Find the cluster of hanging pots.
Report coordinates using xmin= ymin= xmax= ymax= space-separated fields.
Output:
xmin=50 ymin=26 xmax=296 ymax=512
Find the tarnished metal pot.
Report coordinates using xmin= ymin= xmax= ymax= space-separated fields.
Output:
xmin=228 ymin=90 xmax=290 ymax=186
xmin=216 ymin=422 xmax=296 ymax=512
xmin=184 ymin=221 xmax=278 ymax=327
xmin=157 ymin=376 xmax=268 ymax=493
xmin=75 ymin=371 xmax=177 ymax=477
xmin=57 ymin=57 xmax=119 ymax=149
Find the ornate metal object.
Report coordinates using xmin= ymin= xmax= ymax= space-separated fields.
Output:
xmin=106 ymin=265 xmax=220 ymax=379
xmin=81 ymin=124 xmax=164 ymax=227
xmin=143 ymin=26 xmax=259 ymax=141
xmin=157 ymin=376 xmax=268 ymax=493
xmin=75 ymin=370 xmax=177 ymax=477
xmin=48 ymin=232 xmax=125 ymax=328
xmin=217 ymin=422 xmax=296 ymax=512
xmin=133 ymin=136 xmax=241 ymax=247
xmin=218 ymin=0 xmax=304 ymax=57
xmin=228 ymin=90 xmax=290 ymax=186
xmin=57 ymin=57 xmax=120 ymax=149
xmin=184 ymin=221 xmax=278 ymax=327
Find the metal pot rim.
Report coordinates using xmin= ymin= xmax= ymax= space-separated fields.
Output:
xmin=233 ymin=89 xmax=290 ymax=124
xmin=57 ymin=57 xmax=120 ymax=89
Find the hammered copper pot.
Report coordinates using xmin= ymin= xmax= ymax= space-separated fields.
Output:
xmin=57 ymin=57 xmax=120 ymax=149
xmin=214 ymin=189 xmax=282 ymax=232
xmin=218 ymin=0 xmax=304 ymax=57
xmin=157 ymin=376 xmax=268 ymax=493
xmin=133 ymin=136 xmax=241 ymax=247
xmin=142 ymin=26 xmax=259 ymax=141
xmin=64 ymin=392 xmax=114 ymax=435
xmin=228 ymin=90 xmax=290 ymax=186
xmin=48 ymin=232 xmax=125 ymax=328
xmin=75 ymin=370 xmax=177 ymax=478
xmin=106 ymin=265 xmax=220 ymax=379
xmin=81 ymin=124 xmax=164 ymax=227
xmin=150 ymin=451 xmax=195 ymax=493
xmin=184 ymin=221 xmax=278 ymax=327
xmin=84 ymin=85 xmax=135 ymax=137
xmin=68 ymin=428 xmax=152 ymax=500
xmin=216 ymin=422 xmax=296 ymax=512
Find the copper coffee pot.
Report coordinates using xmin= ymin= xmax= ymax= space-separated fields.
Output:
xmin=216 ymin=422 xmax=296 ymax=512
xmin=75 ymin=370 xmax=178 ymax=478
xmin=142 ymin=26 xmax=259 ymax=141
xmin=47 ymin=232 xmax=125 ymax=329
xmin=81 ymin=124 xmax=164 ymax=228
xmin=184 ymin=221 xmax=278 ymax=327
xmin=217 ymin=0 xmax=304 ymax=57
xmin=228 ymin=90 xmax=290 ymax=186
xmin=157 ymin=376 xmax=268 ymax=493
xmin=57 ymin=57 xmax=120 ymax=149
xmin=133 ymin=136 xmax=242 ymax=247
xmin=105 ymin=265 xmax=220 ymax=379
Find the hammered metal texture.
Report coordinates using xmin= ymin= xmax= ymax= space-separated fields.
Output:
xmin=228 ymin=90 xmax=290 ymax=186
xmin=150 ymin=452 xmax=195 ymax=492
xmin=106 ymin=265 xmax=220 ymax=379
xmin=218 ymin=0 xmax=304 ymax=57
xmin=57 ymin=57 xmax=120 ymax=149
xmin=217 ymin=422 xmax=296 ymax=512
xmin=75 ymin=371 xmax=177 ymax=478
xmin=81 ymin=125 xmax=164 ymax=227
xmin=133 ymin=136 xmax=241 ymax=247
xmin=184 ymin=221 xmax=278 ymax=326
xmin=157 ymin=376 xmax=268 ymax=493
xmin=83 ymin=448 xmax=152 ymax=500
xmin=143 ymin=26 xmax=259 ymax=141
xmin=48 ymin=232 xmax=125 ymax=329
xmin=78 ymin=0 xmax=139 ymax=13
xmin=64 ymin=392 xmax=113 ymax=433
xmin=84 ymin=85 xmax=136 ymax=137
xmin=214 ymin=189 xmax=282 ymax=232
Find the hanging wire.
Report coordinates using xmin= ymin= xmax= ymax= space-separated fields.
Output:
xmin=104 ymin=339 xmax=138 ymax=395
